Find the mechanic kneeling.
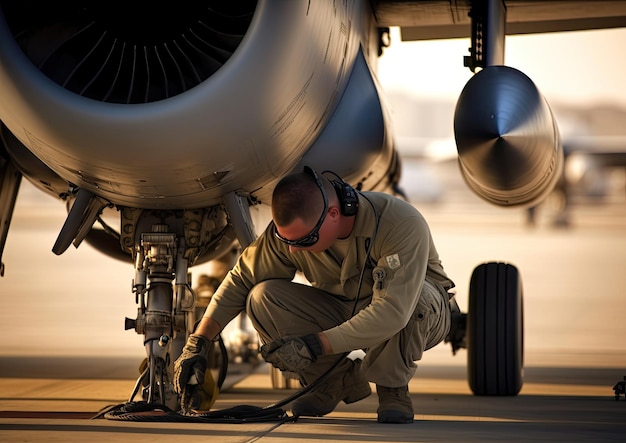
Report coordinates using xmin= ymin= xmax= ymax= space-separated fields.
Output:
xmin=174 ymin=166 xmax=455 ymax=424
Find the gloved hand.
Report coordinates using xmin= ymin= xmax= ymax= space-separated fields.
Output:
xmin=173 ymin=333 xmax=211 ymax=411
xmin=260 ymin=334 xmax=323 ymax=373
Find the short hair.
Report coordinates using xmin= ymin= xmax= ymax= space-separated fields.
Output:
xmin=272 ymin=169 xmax=327 ymax=227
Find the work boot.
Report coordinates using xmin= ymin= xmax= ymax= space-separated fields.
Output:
xmin=376 ymin=385 xmax=414 ymax=424
xmin=291 ymin=358 xmax=371 ymax=417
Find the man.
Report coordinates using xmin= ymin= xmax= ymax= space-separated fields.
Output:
xmin=174 ymin=166 xmax=455 ymax=423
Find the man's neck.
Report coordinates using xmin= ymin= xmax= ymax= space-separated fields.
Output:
xmin=337 ymin=215 xmax=355 ymax=239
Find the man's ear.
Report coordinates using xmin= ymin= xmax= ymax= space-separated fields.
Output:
xmin=327 ymin=206 xmax=341 ymax=220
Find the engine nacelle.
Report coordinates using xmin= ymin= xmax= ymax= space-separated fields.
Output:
xmin=454 ymin=66 xmax=563 ymax=207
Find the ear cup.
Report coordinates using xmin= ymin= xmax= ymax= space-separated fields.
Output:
xmin=332 ymin=180 xmax=359 ymax=216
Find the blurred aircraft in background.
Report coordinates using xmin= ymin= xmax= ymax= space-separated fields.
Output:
xmin=395 ymin=135 xmax=626 ymax=228
xmin=563 ymin=135 xmax=626 ymax=198
xmin=1 ymin=0 xmax=626 ymax=407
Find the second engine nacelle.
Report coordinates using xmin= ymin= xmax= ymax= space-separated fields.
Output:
xmin=454 ymin=66 xmax=563 ymax=207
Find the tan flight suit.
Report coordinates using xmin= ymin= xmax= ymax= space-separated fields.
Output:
xmin=204 ymin=192 xmax=455 ymax=387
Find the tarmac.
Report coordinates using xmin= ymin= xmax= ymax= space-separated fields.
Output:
xmin=0 ymin=355 xmax=625 ymax=442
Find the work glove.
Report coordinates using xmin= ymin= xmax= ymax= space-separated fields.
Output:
xmin=260 ymin=334 xmax=323 ymax=373
xmin=173 ymin=333 xmax=211 ymax=411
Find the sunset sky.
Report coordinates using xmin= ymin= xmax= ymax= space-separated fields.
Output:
xmin=378 ymin=27 xmax=626 ymax=108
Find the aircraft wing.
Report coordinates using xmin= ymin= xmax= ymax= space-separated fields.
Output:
xmin=373 ymin=0 xmax=626 ymax=40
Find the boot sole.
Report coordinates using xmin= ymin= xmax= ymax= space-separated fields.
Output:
xmin=377 ymin=411 xmax=414 ymax=424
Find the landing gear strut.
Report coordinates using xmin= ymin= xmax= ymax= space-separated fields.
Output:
xmin=125 ymin=224 xmax=195 ymax=409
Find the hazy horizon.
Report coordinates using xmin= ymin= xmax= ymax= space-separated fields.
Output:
xmin=378 ymin=27 xmax=626 ymax=108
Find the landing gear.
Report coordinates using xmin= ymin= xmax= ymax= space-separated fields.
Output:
xmin=467 ymin=262 xmax=524 ymax=396
xmin=270 ymin=366 xmax=300 ymax=389
xmin=125 ymin=225 xmax=194 ymax=409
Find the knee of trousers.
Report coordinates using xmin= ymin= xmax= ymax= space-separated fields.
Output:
xmin=245 ymin=280 xmax=290 ymax=342
xmin=246 ymin=280 xmax=278 ymax=317
xmin=246 ymin=279 xmax=290 ymax=312
xmin=247 ymin=279 xmax=350 ymax=338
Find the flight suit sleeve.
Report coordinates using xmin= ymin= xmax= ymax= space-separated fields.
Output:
xmin=203 ymin=223 xmax=297 ymax=330
xmin=323 ymin=214 xmax=431 ymax=353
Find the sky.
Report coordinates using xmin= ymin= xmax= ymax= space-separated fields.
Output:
xmin=377 ymin=27 xmax=626 ymax=108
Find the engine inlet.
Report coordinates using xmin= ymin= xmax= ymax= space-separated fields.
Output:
xmin=1 ymin=1 xmax=257 ymax=103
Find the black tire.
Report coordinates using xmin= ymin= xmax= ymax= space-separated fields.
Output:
xmin=467 ymin=262 xmax=524 ymax=395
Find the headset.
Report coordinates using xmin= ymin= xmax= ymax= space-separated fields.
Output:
xmin=323 ymin=170 xmax=359 ymax=216
xmin=302 ymin=166 xmax=359 ymax=217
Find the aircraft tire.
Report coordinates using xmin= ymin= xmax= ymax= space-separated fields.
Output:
xmin=467 ymin=262 xmax=524 ymax=396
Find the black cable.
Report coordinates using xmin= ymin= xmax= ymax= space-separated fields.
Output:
xmin=263 ymin=351 xmax=349 ymax=410
xmin=216 ymin=334 xmax=228 ymax=389
xmin=94 ymin=401 xmax=293 ymax=423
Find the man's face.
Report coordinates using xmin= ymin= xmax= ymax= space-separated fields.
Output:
xmin=274 ymin=207 xmax=339 ymax=253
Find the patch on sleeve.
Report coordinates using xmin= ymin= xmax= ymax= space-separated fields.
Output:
xmin=385 ymin=253 xmax=401 ymax=270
